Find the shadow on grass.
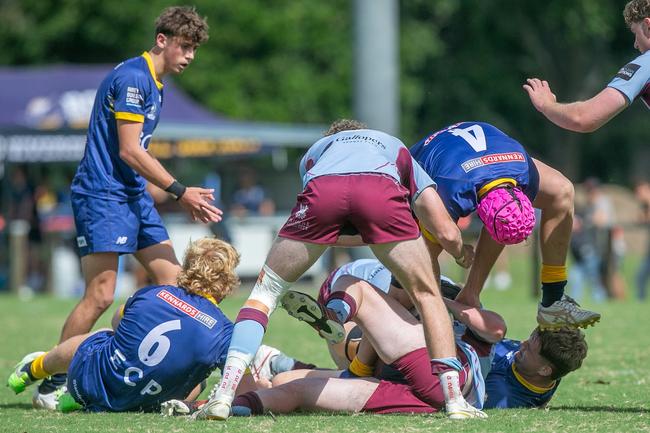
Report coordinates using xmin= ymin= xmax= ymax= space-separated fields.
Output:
xmin=0 ymin=402 xmax=36 ymax=410
xmin=549 ymin=405 xmax=650 ymax=414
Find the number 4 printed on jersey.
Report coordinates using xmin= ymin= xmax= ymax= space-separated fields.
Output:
xmin=449 ymin=124 xmax=486 ymax=152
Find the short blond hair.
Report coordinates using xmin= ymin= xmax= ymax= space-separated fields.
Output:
xmin=624 ymin=0 xmax=650 ymax=26
xmin=324 ymin=119 xmax=367 ymax=137
xmin=155 ymin=6 xmax=209 ymax=45
xmin=176 ymin=238 xmax=240 ymax=301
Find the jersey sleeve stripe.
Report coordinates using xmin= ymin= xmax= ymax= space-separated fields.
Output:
xmin=115 ymin=112 xmax=145 ymax=123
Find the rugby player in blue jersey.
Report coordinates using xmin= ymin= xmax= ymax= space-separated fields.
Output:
xmin=8 ymin=238 xmax=248 ymax=412
xmin=410 ymin=122 xmax=600 ymax=330
xmin=525 ymin=0 xmax=650 ymax=131
xmin=32 ymin=6 xmax=221 ymax=408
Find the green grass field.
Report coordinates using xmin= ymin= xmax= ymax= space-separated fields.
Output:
xmin=1 ymin=263 xmax=650 ymax=433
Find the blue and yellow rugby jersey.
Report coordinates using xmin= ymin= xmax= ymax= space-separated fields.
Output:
xmin=484 ymin=339 xmax=559 ymax=409
xmin=410 ymin=122 xmax=539 ymax=221
xmin=77 ymin=285 xmax=232 ymax=412
xmin=71 ymin=52 xmax=163 ymax=201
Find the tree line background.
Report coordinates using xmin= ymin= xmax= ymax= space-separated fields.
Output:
xmin=1 ymin=0 xmax=646 ymax=184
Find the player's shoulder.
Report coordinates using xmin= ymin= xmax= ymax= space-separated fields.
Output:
xmin=111 ymin=56 xmax=150 ymax=85
xmin=614 ymin=51 xmax=650 ymax=81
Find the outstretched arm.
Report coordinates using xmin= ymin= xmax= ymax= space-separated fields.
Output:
xmin=117 ymin=120 xmax=222 ymax=223
xmin=523 ymin=79 xmax=627 ymax=133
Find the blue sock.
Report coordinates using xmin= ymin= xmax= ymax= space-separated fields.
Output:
xmin=326 ymin=299 xmax=351 ymax=323
xmin=229 ymin=319 xmax=266 ymax=357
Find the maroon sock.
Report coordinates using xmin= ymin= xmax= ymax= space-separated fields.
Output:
xmin=233 ymin=391 xmax=264 ymax=415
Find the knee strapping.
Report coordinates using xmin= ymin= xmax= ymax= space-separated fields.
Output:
xmin=249 ymin=265 xmax=292 ymax=314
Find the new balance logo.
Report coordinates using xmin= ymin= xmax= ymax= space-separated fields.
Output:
xmin=115 ymin=236 xmax=128 ymax=245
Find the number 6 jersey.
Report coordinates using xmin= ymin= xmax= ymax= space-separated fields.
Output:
xmin=68 ymin=285 xmax=233 ymax=412
xmin=409 ymin=122 xmax=539 ymax=221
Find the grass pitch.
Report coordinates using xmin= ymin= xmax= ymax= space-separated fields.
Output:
xmin=1 ymin=270 xmax=649 ymax=433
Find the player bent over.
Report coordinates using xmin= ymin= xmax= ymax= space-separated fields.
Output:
xmin=7 ymin=239 xmax=258 ymax=412
xmin=197 ymin=119 xmax=480 ymax=420
xmin=410 ymin=121 xmax=600 ymax=329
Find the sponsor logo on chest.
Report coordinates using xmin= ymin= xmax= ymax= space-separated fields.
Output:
xmin=461 ymin=152 xmax=525 ymax=173
xmin=157 ymin=290 xmax=217 ymax=329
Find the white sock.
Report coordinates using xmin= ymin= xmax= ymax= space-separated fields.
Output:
xmin=439 ymin=370 xmax=463 ymax=404
xmin=211 ymin=351 xmax=253 ymax=404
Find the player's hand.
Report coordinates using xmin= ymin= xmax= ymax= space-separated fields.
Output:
xmin=455 ymin=287 xmax=481 ymax=308
xmin=523 ymin=78 xmax=557 ymax=113
xmin=178 ymin=187 xmax=223 ymax=224
xmin=454 ymin=244 xmax=474 ymax=269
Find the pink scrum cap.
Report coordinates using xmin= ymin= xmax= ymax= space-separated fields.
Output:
xmin=477 ymin=186 xmax=535 ymax=244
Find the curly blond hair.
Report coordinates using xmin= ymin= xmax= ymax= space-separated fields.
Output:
xmin=155 ymin=6 xmax=209 ymax=45
xmin=176 ymin=238 xmax=240 ymax=302
xmin=324 ymin=119 xmax=368 ymax=137
xmin=624 ymin=0 xmax=650 ymax=26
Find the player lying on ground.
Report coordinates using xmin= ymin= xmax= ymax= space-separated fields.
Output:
xmin=410 ymin=121 xmax=600 ymax=330
xmin=290 ymin=261 xmax=588 ymax=409
xmin=7 ymin=239 xmax=309 ymax=412
xmin=524 ymin=0 xmax=650 ymax=132
xmin=199 ymin=119 xmax=481 ymax=420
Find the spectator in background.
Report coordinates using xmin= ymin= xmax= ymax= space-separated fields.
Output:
xmin=570 ymin=178 xmax=614 ymax=301
xmin=230 ymin=168 xmax=275 ymax=217
xmin=8 ymin=166 xmax=45 ymax=293
xmin=634 ymin=180 xmax=650 ymax=300
xmin=569 ymin=214 xmax=607 ymax=302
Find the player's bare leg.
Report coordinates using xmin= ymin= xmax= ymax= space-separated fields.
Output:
xmin=370 ymin=238 xmax=485 ymax=418
xmin=197 ymin=237 xmax=328 ymax=420
xmin=134 ymin=240 xmax=182 ymax=286
xmin=533 ymin=159 xmax=600 ymax=329
xmin=59 ymin=253 xmax=119 ymax=342
xmin=234 ymin=377 xmax=378 ymax=415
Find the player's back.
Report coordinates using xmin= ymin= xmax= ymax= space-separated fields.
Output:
xmin=410 ymin=122 xmax=534 ymax=220
xmin=92 ymin=285 xmax=232 ymax=412
xmin=300 ymin=129 xmax=416 ymax=188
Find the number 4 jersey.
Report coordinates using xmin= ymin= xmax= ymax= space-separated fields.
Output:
xmin=410 ymin=122 xmax=540 ymax=221
xmin=67 ymin=285 xmax=233 ymax=412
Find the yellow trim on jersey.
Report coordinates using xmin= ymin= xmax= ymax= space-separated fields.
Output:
xmin=115 ymin=112 xmax=145 ymax=123
xmin=141 ymin=51 xmax=164 ymax=90
xmin=477 ymin=178 xmax=518 ymax=199
xmin=419 ymin=222 xmax=440 ymax=244
xmin=118 ymin=304 xmax=125 ymax=318
xmin=541 ymin=264 xmax=567 ymax=284
xmin=511 ymin=363 xmax=556 ymax=394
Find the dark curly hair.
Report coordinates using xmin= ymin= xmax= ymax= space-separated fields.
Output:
xmin=155 ymin=6 xmax=209 ymax=45
xmin=538 ymin=327 xmax=588 ymax=380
